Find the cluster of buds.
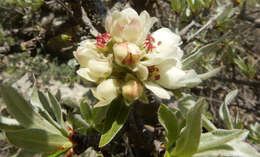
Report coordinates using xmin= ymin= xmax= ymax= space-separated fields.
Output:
xmin=74 ymin=8 xmax=202 ymax=106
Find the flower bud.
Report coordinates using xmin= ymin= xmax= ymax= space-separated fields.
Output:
xmin=73 ymin=39 xmax=100 ymax=67
xmin=77 ymin=58 xmax=112 ymax=83
xmin=122 ymin=80 xmax=143 ymax=102
xmin=93 ymin=79 xmax=120 ymax=107
xmin=113 ymin=42 xmax=143 ymax=66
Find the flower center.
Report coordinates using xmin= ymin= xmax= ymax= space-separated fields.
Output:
xmin=96 ymin=32 xmax=112 ymax=48
xmin=144 ymin=34 xmax=156 ymax=51
xmin=148 ymin=66 xmax=160 ymax=80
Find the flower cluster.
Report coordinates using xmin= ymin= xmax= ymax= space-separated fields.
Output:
xmin=74 ymin=8 xmax=202 ymax=106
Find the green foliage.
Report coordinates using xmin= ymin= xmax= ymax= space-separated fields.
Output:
xmin=158 ymin=104 xmax=180 ymax=149
xmin=99 ymin=98 xmax=131 ymax=147
xmin=6 ymin=128 xmax=71 ymax=152
xmin=1 ymin=0 xmax=44 ymax=10
xmin=234 ymin=56 xmax=257 ymax=79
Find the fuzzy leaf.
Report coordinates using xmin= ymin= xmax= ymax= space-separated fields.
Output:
xmin=198 ymin=129 xmax=248 ymax=152
xmin=5 ymin=128 xmax=71 ymax=152
xmin=0 ymin=116 xmax=23 ymax=131
xmin=99 ymin=98 xmax=131 ymax=147
xmin=172 ymin=98 xmax=205 ymax=157
xmin=0 ymin=85 xmax=61 ymax=134
xmin=158 ymin=104 xmax=179 ymax=149
xmin=219 ymin=89 xmax=238 ymax=129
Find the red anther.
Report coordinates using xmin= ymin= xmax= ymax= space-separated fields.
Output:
xmin=154 ymin=75 xmax=160 ymax=80
xmin=65 ymin=148 xmax=74 ymax=157
xmin=96 ymin=32 xmax=111 ymax=48
xmin=157 ymin=41 xmax=162 ymax=46
xmin=148 ymin=66 xmax=155 ymax=73
xmin=144 ymin=34 xmax=156 ymax=51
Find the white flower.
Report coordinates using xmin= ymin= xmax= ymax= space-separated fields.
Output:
xmin=73 ymin=39 xmax=101 ymax=67
xmin=76 ymin=57 xmax=113 ymax=83
xmin=137 ymin=28 xmax=201 ymax=99
xmin=113 ymin=42 xmax=144 ymax=66
xmin=141 ymin=28 xmax=183 ymax=66
xmin=92 ymin=79 xmax=120 ymax=107
xmin=105 ymin=8 xmax=157 ymax=45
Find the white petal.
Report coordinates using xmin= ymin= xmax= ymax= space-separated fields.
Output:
xmin=134 ymin=63 xmax=149 ymax=81
xmin=123 ymin=18 xmax=142 ymax=42
xmin=73 ymin=40 xmax=100 ymax=67
xmin=152 ymin=28 xmax=183 ymax=60
xmin=144 ymin=81 xmax=170 ymax=99
xmin=136 ymin=11 xmax=158 ymax=45
xmin=76 ymin=68 xmax=98 ymax=82
xmin=92 ymin=79 xmax=119 ymax=107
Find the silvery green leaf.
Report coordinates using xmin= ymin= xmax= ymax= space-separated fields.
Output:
xmin=194 ymin=138 xmax=260 ymax=157
xmin=99 ymin=98 xmax=131 ymax=147
xmin=198 ymin=67 xmax=222 ymax=81
xmin=224 ymin=89 xmax=238 ymax=106
xmin=80 ymin=99 xmax=94 ymax=126
xmin=48 ymin=91 xmax=64 ymax=126
xmin=158 ymin=104 xmax=180 ymax=149
xmin=48 ymin=91 xmax=68 ymax=136
xmin=219 ymin=89 xmax=238 ymax=129
xmin=216 ymin=4 xmax=234 ymax=25
xmin=182 ymin=40 xmax=221 ymax=69
xmin=249 ymin=122 xmax=260 ymax=143
xmin=0 ymin=116 xmax=23 ymax=131
xmin=0 ymin=85 xmax=61 ymax=135
xmin=171 ymin=0 xmax=186 ymax=14
xmin=30 ymin=85 xmax=44 ymax=110
xmin=5 ymin=128 xmax=72 ymax=153
xmin=172 ymin=98 xmax=205 ymax=157
xmin=38 ymin=91 xmax=56 ymax=120
xmin=198 ymin=129 xmax=248 ymax=152
xmin=202 ymin=115 xmax=217 ymax=132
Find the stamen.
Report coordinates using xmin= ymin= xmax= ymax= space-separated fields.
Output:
xmin=144 ymin=34 xmax=156 ymax=51
xmin=96 ymin=32 xmax=111 ymax=48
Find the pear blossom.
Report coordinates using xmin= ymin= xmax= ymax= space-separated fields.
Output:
xmin=113 ymin=42 xmax=144 ymax=66
xmin=105 ymin=8 xmax=157 ymax=45
xmin=74 ymin=40 xmax=113 ymax=83
xmin=92 ymin=79 xmax=120 ymax=107
xmin=74 ymin=7 xmax=206 ymax=106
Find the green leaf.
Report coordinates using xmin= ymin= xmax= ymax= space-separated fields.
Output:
xmin=219 ymin=89 xmax=238 ymax=129
xmin=182 ymin=39 xmax=223 ymax=69
xmin=0 ymin=85 xmax=61 ymax=134
xmin=80 ymin=99 xmax=94 ymax=126
xmin=172 ymin=98 xmax=205 ymax=157
xmin=249 ymin=122 xmax=260 ymax=143
xmin=198 ymin=129 xmax=248 ymax=152
xmin=38 ymin=91 xmax=56 ymax=120
xmin=30 ymin=85 xmax=43 ymax=110
xmin=48 ymin=91 xmax=64 ymax=127
xmin=0 ymin=116 xmax=23 ymax=131
xmin=164 ymin=150 xmax=171 ymax=157
xmin=171 ymin=0 xmax=186 ymax=14
xmin=194 ymin=134 xmax=260 ymax=157
xmin=5 ymin=128 xmax=72 ymax=152
xmin=99 ymin=98 xmax=131 ymax=147
xmin=158 ymin=104 xmax=179 ymax=149
xmin=198 ymin=67 xmax=222 ymax=81
xmin=202 ymin=115 xmax=217 ymax=132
